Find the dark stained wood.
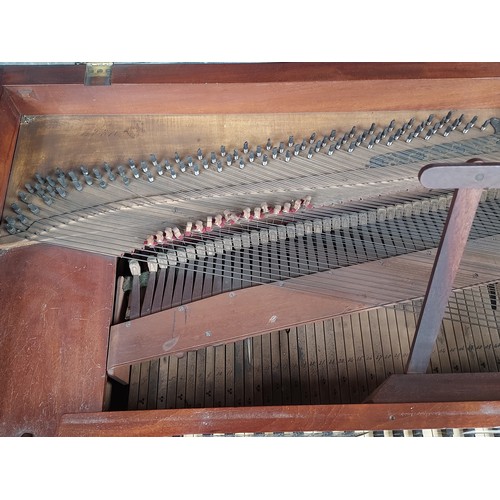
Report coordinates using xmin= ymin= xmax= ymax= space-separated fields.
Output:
xmin=57 ymin=401 xmax=500 ymax=436
xmin=0 ymin=244 xmax=115 ymax=437
xmin=365 ymin=373 xmax=500 ymax=403
xmin=3 ymin=63 xmax=500 ymax=87
xmin=0 ymin=91 xmax=20 ymax=220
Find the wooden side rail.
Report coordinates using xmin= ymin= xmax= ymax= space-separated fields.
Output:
xmin=57 ymin=401 xmax=500 ymax=437
xmin=365 ymin=373 xmax=500 ymax=403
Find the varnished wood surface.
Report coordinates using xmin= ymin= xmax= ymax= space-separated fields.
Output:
xmin=365 ymin=373 xmax=500 ymax=403
xmin=57 ymin=401 xmax=500 ymax=437
xmin=0 ymin=91 xmax=20 ymax=220
xmin=4 ymin=63 xmax=500 ymax=86
xmin=0 ymin=244 xmax=116 ymax=436
xmin=5 ymin=78 xmax=500 ymax=116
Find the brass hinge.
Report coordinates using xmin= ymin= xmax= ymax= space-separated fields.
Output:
xmin=84 ymin=62 xmax=113 ymax=86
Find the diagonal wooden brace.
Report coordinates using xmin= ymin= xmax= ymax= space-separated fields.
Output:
xmin=406 ymin=159 xmax=500 ymax=373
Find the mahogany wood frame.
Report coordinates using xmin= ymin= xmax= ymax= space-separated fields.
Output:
xmin=1 ymin=63 xmax=500 ymax=437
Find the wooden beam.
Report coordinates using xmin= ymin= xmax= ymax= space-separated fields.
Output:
xmin=57 ymin=401 xmax=500 ymax=436
xmin=365 ymin=374 xmax=500 ymax=403
xmin=107 ymin=235 xmax=500 ymax=370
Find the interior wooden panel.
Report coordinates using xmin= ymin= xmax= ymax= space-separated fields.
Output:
xmin=0 ymin=244 xmax=115 ymax=437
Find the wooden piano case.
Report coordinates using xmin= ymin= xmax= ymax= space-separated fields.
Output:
xmin=2 ymin=62 xmax=500 ymax=437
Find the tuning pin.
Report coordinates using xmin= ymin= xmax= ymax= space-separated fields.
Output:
xmin=355 ymin=135 xmax=363 ymax=147
xmin=451 ymin=118 xmax=459 ymax=130
xmin=348 ymin=142 xmax=356 ymax=153
xmin=216 ymin=160 xmax=223 ymax=172
xmin=321 ymin=136 xmax=328 ymax=147
xmin=262 ymin=154 xmax=268 ymax=166
xmin=45 ymin=175 xmax=56 ymax=188
xmin=249 ymin=151 xmax=255 ymax=163
xmin=192 ymin=163 xmax=200 ymax=176
xmin=202 ymin=159 xmax=209 ymax=169
xmin=17 ymin=213 xmax=29 ymax=226
xmin=294 ymin=144 xmax=301 ymax=156
xmin=272 ymin=147 xmax=278 ymax=159
xmin=18 ymin=191 xmax=30 ymax=204
xmin=104 ymin=162 xmax=116 ymax=181
xmin=368 ymin=123 xmax=376 ymax=135
xmin=444 ymin=111 xmax=452 ymax=123
xmin=25 ymin=183 xmax=35 ymax=194
xmin=128 ymin=162 xmax=139 ymax=179
xmin=226 ymin=154 xmax=233 ymax=166
xmin=413 ymin=124 xmax=423 ymax=137
xmin=394 ymin=128 xmax=402 ymax=141
xmin=11 ymin=203 xmax=22 ymax=215
xmin=238 ymin=158 xmax=245 ymax=169
xmin=35 ymin=173 xmax=45 ymax=185
xmin=309 ymin=132 xmax=316 ymax=144
xmin=443 ymin=125 xmax=452 ymax=137
xmin=174 ymin=152 xmax=180 ymax=163
xmin=150 ymin=154 xmax=158 ymax=167
xmin=279 ymin=142 xmax=285 ymax=153
xmin=187 ymin=156 xmax=193 ymax=167
xmin=368 ymin=138 xmax=375 ymax=148
xmin=27 ymin=203 xmax=40 ymax=215
xmin=462 ymin=116 xmax=477 ymax=133
xmin=68 ymin=171 xmax=83 ymax=191
xmin=328 ymin=144 xmax=335 ymax=155
xmin=349 ymin=126 xmax=356 ymax=138
xmin=307 ymin=147 xmax=313 ymax=159
xmin=117 ymin=166 xmax=130 ymax=186
xmin=243 ymin=141 xmax=249 ymax=154
xmin=386 ymin=135 xmax=394 ymax=146
xmin=220 ymin=145 xmax=226 ymax=157
xmin=233 ymin=149 xmax=239 ymax=160
xmin=457 ymin=114 xmax=464 ymax=126
xmin=405 ymin=134 xmax=413 ymax=144
xmin=335 ymin=140 xmax=342 ymax=150
xmin=288 ymin=135 xmax=294 ymax=147
xmin=425 ymin=114 xmax=434 ymax=126
xmin=315 ymin=140 xmax=322 ymax=152
xmin=329 ymin=129 xmax=336 ymax=141
xmin=179 ymin=161 xmax=186 ymax=173
xmin=56 ymin=186 xmax=67 ymax=197
xmin=197 ymin=148 xmax=203 ymax=160
xmin=481 ymin=119 xmax=491 ymax=131
xmin=210 ymin=152 xmax=217 ymax=164
xmin=266 ymin=138 xmax=272 ymax=150
xmin=381 ymin=127 xmax=389 ymax=138
xmin=424 ymin=128 xmax=433 ymax=140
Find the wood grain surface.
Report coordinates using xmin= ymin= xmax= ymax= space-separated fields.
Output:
xmin=0 ymin=244 xmax=115 ymax=436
